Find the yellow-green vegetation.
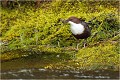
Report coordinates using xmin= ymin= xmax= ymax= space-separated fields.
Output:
xmin=44 ymin=41 xmax=119 ymax=71
xmin=0 ymin=1 xmax=119 ymax=70
xmin=76 ymin=42 xmax=119 ymax=70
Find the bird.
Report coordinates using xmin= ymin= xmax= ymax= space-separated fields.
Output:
xmin=60 ymin=16 xmax=91 ymax=50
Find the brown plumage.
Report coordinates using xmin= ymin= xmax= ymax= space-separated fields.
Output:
xmin=62 ymin=16 xmax=91 ymax=49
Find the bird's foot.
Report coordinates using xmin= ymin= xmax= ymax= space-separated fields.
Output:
xmin=83 ymin=43 xmax=87 ymax=48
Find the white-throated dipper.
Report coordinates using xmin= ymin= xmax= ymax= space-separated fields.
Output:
xmin=61 ymin=16 xmax=91 ymax=49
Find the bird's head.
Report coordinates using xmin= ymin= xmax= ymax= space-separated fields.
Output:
xmin=59 ymin=16 xmax=85 ymax=24
xmin=65 ymin=16 xmax=80 ymax=24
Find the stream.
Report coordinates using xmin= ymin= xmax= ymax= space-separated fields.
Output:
xmin=1 ymin=51 xmax=119 ymax=79
xmin=1 ymin=68 xmax=119 ymax=79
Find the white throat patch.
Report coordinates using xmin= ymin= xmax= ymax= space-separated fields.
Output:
xmin=68 ymin=21 xmax=85 ymax=35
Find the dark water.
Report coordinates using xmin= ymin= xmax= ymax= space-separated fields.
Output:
xmin=1 ymin=68 xmax=119 ymax=79
xmin=1 ymin=51 xmax=119 ymax=79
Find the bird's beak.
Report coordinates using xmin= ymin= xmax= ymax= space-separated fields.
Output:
xmin=58 ymin=18 xmax=69 ymax=24
xmin=64 ymin=19 xmax=69 ymax=23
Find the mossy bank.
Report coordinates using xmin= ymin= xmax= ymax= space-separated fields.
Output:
xmin=0 ymin=1 xmax=119 ymax=71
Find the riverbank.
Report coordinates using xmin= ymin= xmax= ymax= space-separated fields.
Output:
xmin=0 ymin=1 xmax=119 ymax=72
xmin=1 ymin=38 xmax=119 ymax=71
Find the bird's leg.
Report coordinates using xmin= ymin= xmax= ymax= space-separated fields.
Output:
xmin=83 ymin=39 xmax=87 ymax=48
xmin=77 ymin=43 xmax=79 ymax=50
xmin=76 ymin=39 xmax=80 ymax=50
xmin=57 ymin=41 xmax=60 ymax=47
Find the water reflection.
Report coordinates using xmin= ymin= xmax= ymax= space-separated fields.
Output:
xmin=1 ymin=68 xmax=119 ymax=79
xmin=1 ymin=51 xmax=119 ymax=79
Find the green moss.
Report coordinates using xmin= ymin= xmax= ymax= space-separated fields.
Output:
xmin=1 ymin=1 xmax=119 ymax=49
xmin=76 ymin=43 xmax=119 ymax=70
xmin=0 ymin=1 xmax=119 ymax=71
xmin=43 ymin=42 xmax=119 ymax=71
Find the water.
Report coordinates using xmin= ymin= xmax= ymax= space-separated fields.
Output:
xmin=1 ymin=51 xmax=119 ymax=79
xmin=1 ymin=68 xmax=119 ymax=79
